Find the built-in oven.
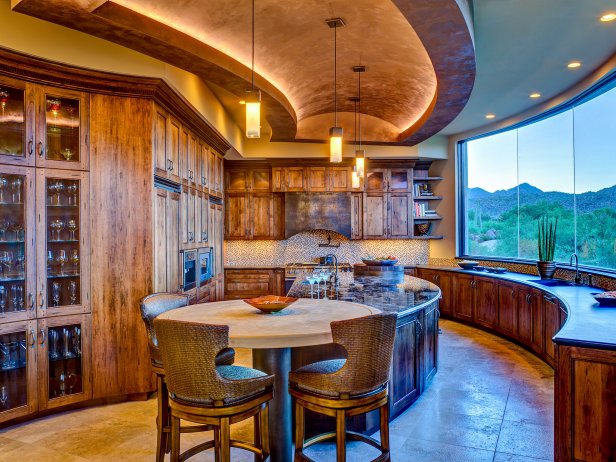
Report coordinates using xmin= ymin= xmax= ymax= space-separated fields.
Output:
xmin=180 ymin=249 xmax=198 ymax=291
xmin=198 ymin=247 xmax=213 ymax=286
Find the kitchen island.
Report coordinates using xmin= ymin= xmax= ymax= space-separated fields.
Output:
xmin=287 ymin=271 xmax=441 ymax=434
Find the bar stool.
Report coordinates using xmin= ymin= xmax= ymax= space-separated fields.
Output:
xmin=154 ymin=317 xmax=274 ymax=462
xmin=140 ymin=293 xmax=235 ymax=462
xmin=289 ymin=312 xmax=398 ymax=462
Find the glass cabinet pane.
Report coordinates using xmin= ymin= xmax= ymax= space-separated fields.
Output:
xmin=47 ymin=324 xmax=83 ymax=399
xmin=366 ymin=169 xmax=386 ymax=191
xmin=0 ymin=172 xmax=27 ymax=316
xmin=389 ymin=169 xmax=410 ymax=191
xmin=0 ymin=85 xmax=25 ymax=158
xmin=0 ymin=330 xmax=28 ymax=412
xmin=45 ymin=177 xmax=81 ymax=308
xmin=45 ymin=96 xmax=80 ymax=163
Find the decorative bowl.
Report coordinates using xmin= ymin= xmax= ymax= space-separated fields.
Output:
xmin=473 ymin=266 xmax=485 ymax=272
xmin=244 ymin=295 xmax=298 ymax=313
xmin=591 ymin=292 xmax=616 ymax=307
xmin=485 ymin=267 xmax=508 ymax=274
xmin=458 ymin=260 xmax=479 ymax=270
xmin=414 ymin=222 xmax=432 ymax=236
xmin=361 ymin=258 xmax=399 ymax=266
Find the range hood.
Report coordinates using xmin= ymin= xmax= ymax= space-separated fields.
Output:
xmin=284 ymin=193 xmax=352 ymax=239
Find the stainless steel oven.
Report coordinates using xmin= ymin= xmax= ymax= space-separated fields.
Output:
xmin=180 ymin=249 xmax=198 ymax=291
xmin=198 ymin=247 xmax=213 ymax=286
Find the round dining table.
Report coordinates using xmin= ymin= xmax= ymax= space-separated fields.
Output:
xmin=157 ymin=298 xmax=381 ymax=462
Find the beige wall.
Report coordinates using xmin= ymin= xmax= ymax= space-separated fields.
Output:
xmin=0 ymin=0 xmax=244 ymax=153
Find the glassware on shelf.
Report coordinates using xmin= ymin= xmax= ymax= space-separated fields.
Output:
xmin=0 ymin=250 xmax=13 ymax=277
xmin=67 ymin=372 xmax=78 ymax=394
xmin=62 ymin=327 xmax=74 ymax=359
xmin=0 ymin=341 xmax=18 ymax=370
xmin=57 ymin=372 xmax=67 ymax=397
xmin=10 ymin=221 xmax=24 ymax=242
xmin=17 ymin=285 xmax=23 ymax=310
xmin=66 ymin=183 xmax=78 ymax=206
xmin=47 ymin=250 xmax=55 ymax=273
xmin=10 ymin=284 xmax=19 ymax=311
xmin=14 ymin=249 xmax=24 ymax=272
xmin=48 ymin=180 xmax=64 ymax=206
xmin=67 ymin=219 xmax=77 ymax=240
xmin=56 ymin=250 xmax=67 ymax=275
xmin=70 ymin=249 xmax=79 ymax=273
xmin=306 ymin=275 xmax=316 ymax=298
xmin=0 ymin=386 xmax=8 ymax=408
xmin=52 ymin=219 xmax=65 ymax=241
xmin=18 ymin=339 xmax=27 ymax=367
xmin=51 ymin=281 xmax=61 ymax=307
xmin=0 ymin=219 xmax=9 ymax=241
xmin=10 ymin=177 xmax=22 ymax=203
xmin=68 ymin=280 xmax=77 ymax=305
xmin=72 ymin=326 xmax=81 ymax=356
xmin=48 ymin=328 xmax=60 ymax=360
xmin=0 ymin=177 xmax=7 ymax=203
xmin=0 ymin=286 xmax=5 ymax=313
xmin=61 ymin=148 xmax=74 ymax=161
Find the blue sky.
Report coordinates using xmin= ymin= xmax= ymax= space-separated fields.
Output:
xmin=467 ymin=85 xmax=616 ymax=194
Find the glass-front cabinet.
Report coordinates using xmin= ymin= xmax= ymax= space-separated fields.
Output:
xmin=37 ymin=314 xmax=91 ymax=410
xmin=0 ymin=320 xmax=37 ymax=421
xmin=36 ymin=170 xmax=89 ymax=318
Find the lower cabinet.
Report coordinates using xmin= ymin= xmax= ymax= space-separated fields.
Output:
xmin=542 ymin=294 xmax=565 ymax=367
xmin=422 ymin=302 xmax=439 ymax=387
xmin=389 ymin=314 xmax=421 ymax=419
xmin=453 ymin=274 xmax=475 ymax=321
xmin=497 ymin=281 xmax=518 ymax=337
xmin=474 ymin=277 xmax=498 ymax=329
xmin=224 ymin=269 xmax=285 ymax=300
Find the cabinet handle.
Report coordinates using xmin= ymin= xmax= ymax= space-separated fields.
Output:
xmin=511 ymin=289 xmax=515 ymax=298
xmin=28 ymin=292 xmax=34 ymax=311
xmin=415 ymin=319 xmax=423 ymax=338
xmin=188 ymin=232 xmax=194 ymax=242
xmin=29 ymin=328 xmax=36 ymax=348
xmin=526 ymin=293 xmax=532 ymax=305
xmin=189 ymin=170 xmax=193 ymax=180
xmin=170 ymin=160 xmax=174 ymax=171
xmin=39 ymin=291 xmax=45 ymax=308
xmin=37 ymin=141 xmax=44 ymax=157
xmin=202 ymin=176 xmax=206 ymax=185
xmin=39 ymin=328 xmax=46 ymax=346
xmin=28 ymin=139 xmax=33 ymax=157
xmin=202 ymin=232 xmax=207 ymax=240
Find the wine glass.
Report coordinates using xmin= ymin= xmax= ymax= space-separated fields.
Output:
xmin=14 ymin=249 xmax=24 ymax=273
xmin=70 ymin=249 xmax=79 ymax=273
xmin=67 ymin=372 xmax=78 ymax=395
xmin=72 ymin=326 xmax=81 ymax=356
xmin=66 ymin=183 xmax=78 ymax=206
xmin=48 ymin=328 xmax=59 ymax=360
xmin=0 ymin=251 xmax=12 ymax=277
xmin=306 ymin=275 xmax=316 ymax=298
xmin=47 ymin=250 xmax=55 ymax=274
xmin=10 ymin=284 xmax=19 ymax=312
xmin=55 ymin=219 xmax=65 ymax=241
xmin=17 ymin=285 xmax=23 ymax=310
xmin=57 ymin=372 xmax=67 ymax=397
xmin=10 ymin=177 xmax=22 ymax=203
xmin=0 ymin=286 xmax=5 ymax=314
xmin=52 ymin=281 xmax=61 ymax=306
xmin=50 ymin=180 xmax=64 ymax=205
xmin=62 ymin=327 xmax=73 ymax=359
xmin=0 ymin=219 xmax=9 ymax=241
xmin=11 ymin=222 xmax=24 ymax=242
xmin=0 ymin=386 xmax=8 ymax=408
xmin=67 ymin=219 xmax=77 ymax=240
xmin=56 ymin=250 xmax=67 ymax=275
xmin=0 ymin=177 xmax=7 ymax=203
xmin=68 ymin=280 xmax=77 ymax=305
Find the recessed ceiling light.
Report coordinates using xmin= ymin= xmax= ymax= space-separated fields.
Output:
xmin=600 ymin=13 xmax=616 ymax=22
xmin=529 ymin=93 xmax=541 ymax=98
xmin=485 ymin=113 xmax=496 ymax=119
xmin=239 ymin=100 xmax=246 ymax=105
xmin=567 ymin=61 xmax=582 ymax=69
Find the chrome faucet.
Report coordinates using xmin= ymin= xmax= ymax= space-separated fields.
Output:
xmin=569 ymin=253 xmax=582 ymax=285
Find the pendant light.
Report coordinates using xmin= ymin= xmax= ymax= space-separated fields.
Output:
xmin=350 ymin=95 xmax=360 ymax=188
xmin=245 ymin=0 xmax=261 ymax=138
xmin=326 ymin=18 xmax=345 ymax=163
xmin=353 ymin=66 xmax=366 ymax=177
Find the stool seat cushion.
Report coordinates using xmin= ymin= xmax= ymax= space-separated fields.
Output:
xmin=289 ymin=359 xmax=346 ymax=397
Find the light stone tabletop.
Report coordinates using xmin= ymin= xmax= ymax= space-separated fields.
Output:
xmin=157 ymin=298 xmax=381 ymax=349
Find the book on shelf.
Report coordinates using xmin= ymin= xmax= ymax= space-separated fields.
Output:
xmin=414 ymin=202 xmax=438 ymax=217
xmin=413 ymin=183 xmax=433 ymax=196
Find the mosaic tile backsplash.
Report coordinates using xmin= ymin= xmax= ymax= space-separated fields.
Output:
xmin=224 ymin=230 xmax=429 ymax=266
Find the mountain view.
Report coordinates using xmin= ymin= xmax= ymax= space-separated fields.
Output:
xmin=466 ymin=183 xmax=616 ymax=269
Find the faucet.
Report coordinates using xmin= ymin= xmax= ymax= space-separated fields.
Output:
xmin=324 ymin=253 xmax=339 ymax=287
xmin=569 ymin=253 xmax=582 ymax=285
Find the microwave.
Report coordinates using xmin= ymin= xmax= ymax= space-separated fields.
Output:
xmin=198 ymin=247 xmax=213 ymax=286
xmin=180 ymin=249 xmax=198 ymax=291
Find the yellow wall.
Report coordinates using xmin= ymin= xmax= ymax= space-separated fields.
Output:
xmin=0 ymin=0 xmax=244 ymax=153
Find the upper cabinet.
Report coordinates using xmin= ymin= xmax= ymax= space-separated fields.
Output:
xmin=0 ymin=77 xmax=89 ymax=170
xmin=366 ymin=167 xmax=411 ymax=192
xmin=226 ymin=168 xmax=271 ymax=193
xmin=270 ymin=165 xmax=363 ymax=193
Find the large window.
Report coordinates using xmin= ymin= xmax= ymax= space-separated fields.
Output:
xmin=460 ymin=81 xmax=616 ymax=271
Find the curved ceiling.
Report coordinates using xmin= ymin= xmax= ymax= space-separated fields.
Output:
xmin=12 ymin=0 xmax=476 ymax=145
xmin=442 ymin=0 xmax=616 ymax=136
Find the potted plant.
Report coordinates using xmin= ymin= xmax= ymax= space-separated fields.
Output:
xmin=537 ymin=216 xmax=558 ymax=279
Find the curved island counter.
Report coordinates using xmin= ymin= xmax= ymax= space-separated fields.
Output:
xmin=287 ymin=273 xmax=441 ymax=435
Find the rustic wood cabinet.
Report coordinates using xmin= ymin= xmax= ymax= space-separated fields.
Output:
xmin=542 ymin=294 xmax=562 ymax=367
xmin=389 ymin=313 xmax=420 ymax=418
xmin=226 ymin=168 xmax=271 ymax=193
xmin=388 ymin=193 xmax=413 ymax=238
xmin=422 ymin=302 xmax=439 ymax=387
xmin=224 ymin=268 xmax=285 ymax=300
xmin=306 ymin=167 xmax=328 ymax=192
xmin=153 ymin=186 xmax=180 ymax=293
xmin=497 ymin=281 xmax=518 ymax=337
xmin=225 ymin=193 xmax=283 ymax=240
xmin=365 ymin=167 xmax=412 ymax=192
xmin=452 ymin=273 xmax=474 ymax=321
xmin=351 ymin=193 xmax=362 ymax=240
xmin=474 ymin=277 xmax=498 ymax=329
xmin=362 ymin=192 xmax=413 ymax=239
xmin=415 ymin=269 xmax=453 ymax=317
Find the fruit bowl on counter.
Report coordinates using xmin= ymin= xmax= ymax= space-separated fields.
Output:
xmin=244 ymin=295 xmax=298 ymax=313
xmin=361 ymin=256 xmax=399 ymax=266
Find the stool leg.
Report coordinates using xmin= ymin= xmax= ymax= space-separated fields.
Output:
xmin=261 ymin=403 xmax=270 ymax=459
xmin=170 ymin=414 xmax=181 ymax=462
xmin=294 ymin=401 xmax=305 ymax=457
xmin=254 ymin=410 xmax=262 ymax=462
xmin=379 ymin=403 xmax=390 ymax=452
xmin=155 ymin=374 xmax=168 ymax=462
xmin=336 ymin=409 xmax=346 ymax=462
xmin=220 ymin=417 xmax=231 ymax=462
xmin=214 ymin=427 xmax=221 ymax=462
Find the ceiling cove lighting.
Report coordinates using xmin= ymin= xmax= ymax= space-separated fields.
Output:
xmin=600 ymin=13 xmax=616 ymax=22
xmin=354 ymin=65 xmax=366 ymax=178
xmin=567 ymin=61 xmax=582 ymax=69
xmin=245 ymin=0 xmax=261 ymax=138
xmin=529 ymin=92 xmax=541 ymax=98
xmin=326 ymin=18 xmax=345 ymax=163
xmin=485 ymin=113 xmax=496 ymax=119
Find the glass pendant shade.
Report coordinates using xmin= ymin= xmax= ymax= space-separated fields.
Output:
xmin=355 ymin=149 xmax=365 ymax=178
xmin=245 ymin=89 xmax=261 ymax=139
xmin=329 ymin=126 xmax=343 ymax=163
xmin=352 ymin=169 xmax=360 ymax=189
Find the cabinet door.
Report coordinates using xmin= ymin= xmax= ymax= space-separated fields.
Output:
xmin=167 ymin=116 xmax=182 ymax=185
xmin=474 ymin=277 xmax=498 ymax=329
xmin=365 ymin=168 xmax=387 ymax=191
xmin=216 ymin=155 xmax=224 ymax=196
xmin=166 ymin=191 xmax=181 ymax=293
xmin=497 ymin=281 xmax=518 ymax=337
xmin=195 ymin=189 xmax=203 ymax=245
xmin=200 ymin=191 xmax=209 ymax=243
xmin=35 ymin=86 xmax=89 ymax=171
xmin=436 ymin=272 xmax=453 ymax=317
xmin=37 ymin=314 xmax=91 ymax=410
xmin=363 ymin=193 xmax=388 ymax=239
xmin=422 ymin=304 xmax=439 ymax=387
xmin=153 ymin=188 xmax=168 ymax=293
xmin=180 ymin=186 xmax=189 ymax=247
xmin=543 ymin=294 xmax=560 ymax=366
xmin=226 ymin=169 xmax=250 ymax=193
xmin=388 ymin=168 xmax=411 ymax=192
xmin=251 ymin=193 xmax=273 ymax=239
xmin=225 ymin=193 xmax=248 ymax=239
xmin=329 ymin=166 xmax=351 ymax=192
xmin=199 ymin=143 xmax=209 ymax=191
xmin=390 ymin=316 xmax=420 ymax=418
xmin=209 ymin=150 xmax=217 ymax=194
xmin=351 ymin=193 xmax=362 ymax=239
xmin=453 ymin=274 xmax=474 ymax=321
xmin=272 ymin=193 xmax=284 ymax=240
xmin=271 ymin=167 xmax=285 ymax=192
xmin=517 ymin=288 xmax=533 ymax=346
xmin=251 ymin=169 xmax=271 ymax=192
xmin=307 ymin=167 xmax=327 ymax=192
xmin=153 ymin=106 xmax=168 ymax=178
xmin=187 ymin=187 xmax=196 ymax=246
xmin=389 ymin=193 xmax=412 ymax=238
xmin=286 ymin=167 xmax=306 ymax=192
xmin=0 ymin=320 xmax=37 ymax=423
xmin=224 ymin=269 xmax=273 ymax=300
xmin=530 ymin=289 xmax=544 ymax=356
xmin=36 ymin=170 xmax=90 ymax=318
xmin=189 ymin=133 xmax=198 ymax=187
xmin=215 ymin=205 xmax=223 ymax=274
xmin=0 ymin=166 xmax=36 ymax=323
xmin=0 ymin=76 xmax=35 ymax=167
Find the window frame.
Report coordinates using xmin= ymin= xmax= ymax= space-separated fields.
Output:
xmin=457 ymin=71 xmax=616 ymax=276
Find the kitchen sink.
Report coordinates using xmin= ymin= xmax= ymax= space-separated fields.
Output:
xmin=528 ymin=279 xmax=575 ymax=287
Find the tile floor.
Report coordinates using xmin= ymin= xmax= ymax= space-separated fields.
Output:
xmin=0 ymin=320 xmax=554 ymax=461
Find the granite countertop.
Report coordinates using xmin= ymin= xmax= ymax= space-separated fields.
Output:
xmin=287 ymin=272 xmax=440 ymax=318
xmin=225 ymin=265 xmax=285 ymax=270
xmin=416 ymin=265 xmax=616 ymax=350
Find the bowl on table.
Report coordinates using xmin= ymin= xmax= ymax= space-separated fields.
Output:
xmin=244 ymin=295 xmax=298 ymax=313
xmin=361 ymin=258 xmax=399 ymax=266
xmin=591 ymin=291 xmax=616 ymax=307
xmin=458 ymin=260 xmax=479 ymax=270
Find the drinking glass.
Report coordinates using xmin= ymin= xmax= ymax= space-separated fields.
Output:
xmin=56 ymin=249 xmax=67 ymax=275
xmin=52 ymin=281 xmax=61 ymax=306
xmin=51 ymin=180 xmax=64 ymax=205
xmin=0 ymin=342 xmax=7 ymax=369
xmin=10 ymin=284 xmax=18 ymax=311
xmin=0 ymin=251 xmax=12 ymax=277
xmin=306 ymin=275 xmax=316 ymax=298
xmin=47 ymin=250 xmax=55 ymax=274
xmin=67 ymin=219 xmax=77 ymax=240
xmin=14 ymin=249 xmax=24 ymax=272
xmin=67 ymin=372 xmax=78 ymax=394
xmin=18 ymin=339 xmax=27 ymax=367
xmin=0 ymin=177 xmax=7 ymax=203
xmin=57 ymin=372 xmax=67 ymax=397
xmin=0 ymin=386 xmax=8 ymax=408
xmin=11 ymin=222 xmax=24 ymax=242
xmin=67 ymin=183 xmax=78 ymax=206
xmin=48 ymin=328 xmax=60 ymax=360
xmin=72 ymin=326 xmax=81 ymax=356
xmin=17 ymin=285 xmax=23 ymax=310
xmin=68 ymin=280 xmax=77 ymax=305
xmin=0 ymin=219 xmax=9 ymax=241
xmin=70 ymin=249 xmax=79 ymax=273
xmin=0 ymin=286 xmax=5 ymax=313
xmin=54 ymin=219 xmax=65 ymax=241
xmin=10 ymin=177 xmax=22 ymax=203
xmin=4 ymin=341 xmax=17 ymax=369
xmin=62 ymin=327 xmax=73 ymax=359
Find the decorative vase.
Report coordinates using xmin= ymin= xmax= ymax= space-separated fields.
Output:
xmin=537 ymin=261 xmax=556 ymax=280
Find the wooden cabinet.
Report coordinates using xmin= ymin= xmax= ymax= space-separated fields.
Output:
xmin=388 ymin=193 xmax=413 ymax=238
xmin=180 ymin=186 xmax=198 ymax=248
xmin=417 ymin=269 xmax=454 ymax=317
xmin=225 ymin=193 xmax=283 ymax=240
xmin=497 ymin=281 xmax=518 ymax=337
xmin=365 ymin=167 xmax=412 ymax=192
xmin=530 ymin=289 xmax=544 ymax=356
xmin=389 ymin=314 xmax=420 ymax=418
xmin=474 ymin=277 xmax=498 ymax=329
xmin=517 ymin=287 xmax=533 ymax=346
xmin=365 ymin=168 xmax=387 ymax=192
xmin=225 ymin=168 xmax=270 ymax=193
xmin=351 ymin=193 xmax=362 ymax=240
xmin=542 ymin=294 xmax=562 ymax=367
xmin=363 ymin=193 xmax=388 ymax=239
xmin=251 ymin=193 xmax=274 ymax=239
xmin=198 ymin=142 xmax=209 ymax=191
xmin=153 ymin=106 xmax=180 ymax=182
xmin=422 ymin=302 xmax=439 ymax=387
xmin=224 ymin=268 xmax=285 ymax=300
xmin=306 ymin=167 xmax=328 ymax=192
xmin=362 ymin=192 xmax=413 ymax=239
xmin=209 ymin=149 xmax=217 ymax=194
xmin=453 ymin=274 xmax=475 ymax=322
xmin=328 ymin=166 xmax=353 ymax=192
xmin=153 ymin=187 xmax=181 ymax=293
